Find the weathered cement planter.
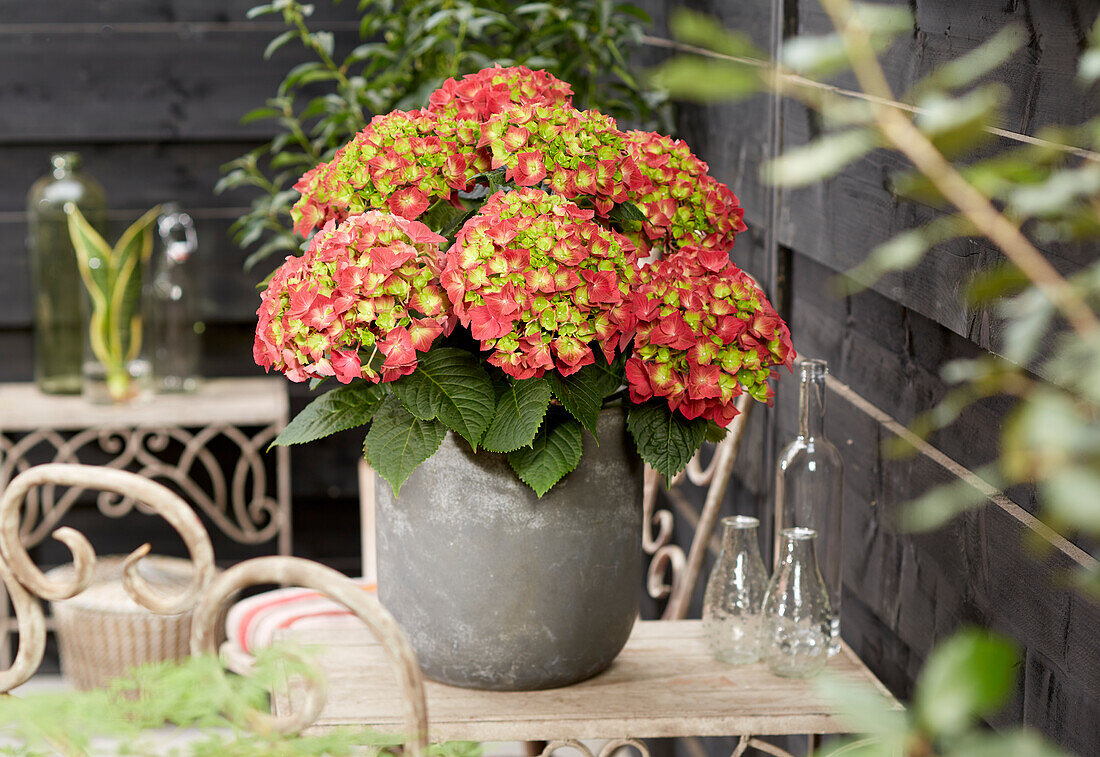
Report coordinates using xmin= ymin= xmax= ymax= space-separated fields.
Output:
xmin=375 ymin=408 xmax=643 ymax=691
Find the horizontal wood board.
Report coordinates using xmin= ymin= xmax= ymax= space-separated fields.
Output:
xmin=273 ymin=620 xmax=901 ymax=741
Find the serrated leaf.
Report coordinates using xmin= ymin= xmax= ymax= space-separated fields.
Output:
xmin=364 ymin=395 xmax=446 ymax=496
xmin=704 ymin=421 xmax=728 ymax=443
xmin=389 ymin=347 xmax=496 ymax=449
xmin=607 ymin=200 xmax=647 ymax=225
xmin=481 ymin=377 xmax=553 ymax=453
xmin=507 ymin=419 xmax=583 ymax=496
xmin=627 ymin=402 xmax=707 ymax=480
xmin=273 ymin=383 xmax=385 ymax=447
xmin=548 ymin=366 xmax=605 ymax=434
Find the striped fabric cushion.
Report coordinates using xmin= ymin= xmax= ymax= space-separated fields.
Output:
xmin=225 ymin=579 xmax=377 ymax=655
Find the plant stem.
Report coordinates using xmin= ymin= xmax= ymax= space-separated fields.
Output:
xmin=816 ymin=0 xmax=1100 ymax=337
xmin=289 ymin=6 xmax=366 ymax=125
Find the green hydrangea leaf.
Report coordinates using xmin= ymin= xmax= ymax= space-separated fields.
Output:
xmin=364 ymin=395 xmax=446 ymax=496
xmin=627 ymin=401 xmax=707 ymax=480
xmin=390 ymin=347 xmax=496 ymax=449
xmin=481 ymin=377 xmax=553 ymax=453
xmin=419 ymin=198 xmax=471 ymax=235
xmin=272 ymin=383 xmax=386 ymax=447
xmin=507 ymin=418 xmax=584 ymax=497
xmin=548 ymin=365 xmax=606 ymax=434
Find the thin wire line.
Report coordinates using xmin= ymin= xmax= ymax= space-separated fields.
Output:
xmin=826 ymin=374 xmax=1097 ymax=570
xmin=641 ymin=34 xmax=1100 ymax=163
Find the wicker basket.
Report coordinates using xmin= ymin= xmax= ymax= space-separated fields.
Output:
xmin=47 ymin=555 xmax=207 ymax=690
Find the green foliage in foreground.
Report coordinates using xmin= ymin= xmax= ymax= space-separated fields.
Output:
xmin=818 ymin=630 xmax=1071 ymax=757
xmin=0 ymin=649 xmax=479 ymax=757
xmin=220 ymin=0 xmax=669 ymax=272
xmin=653 ymin=4 xmax=1100 ymax=596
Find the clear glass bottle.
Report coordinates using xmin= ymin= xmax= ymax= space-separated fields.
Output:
xmin=26 ymin=152 xmax=106 ymax=394
xmin=150 ymin=204 xmax=201 ymax=393
xmin=702 ymin=516 xmax=769 ymax=664
xmin=775 ymin=358 xmax=844 ymax=655
xmin=760 ymin=527 xmax=832 ymax=678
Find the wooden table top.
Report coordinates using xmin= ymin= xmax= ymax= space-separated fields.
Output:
xmin=272 ymin=619 xmax=902 ymax=742
xmin=0 ymin=377 xmax=288 ymax=431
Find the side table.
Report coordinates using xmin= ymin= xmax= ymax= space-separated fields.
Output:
xmin=273 ymin=620 xmax=902 ymax=756
xmin=0 ymin=378 xmax=292 ymax=663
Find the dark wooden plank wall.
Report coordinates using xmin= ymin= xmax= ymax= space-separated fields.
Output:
xmin=2 ymin=1 xmax=1099 ymax=753
xmin=0 ymin=0 xmax=366 ymax=567
xmin=660 ymin=1 xmax=1100 ymax=755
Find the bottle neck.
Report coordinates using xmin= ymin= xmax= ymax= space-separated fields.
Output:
xmin=721 ymin=517 xmax=761 ymax=559
xmin=797 ymin=360 xmax=827 ymax=440
xmin=50 ymin=152 xmax=81 ymax=180
xmin=779 ymin=529 xmax=818 ymax=568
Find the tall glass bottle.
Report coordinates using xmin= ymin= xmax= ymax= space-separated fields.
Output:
xmin=775 ymin=358 xmax=844 ymax=655
xmin=26 ymin=153 xmax=106 ymax=394
xmin=150 ymin=204 xmax=201 ymax=393
xmin=702 ymin=516 xmax=769 ymax=664
xmin=760 ymin=527 xmax=832 ymax=678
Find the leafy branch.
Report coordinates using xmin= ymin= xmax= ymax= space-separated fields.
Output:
xmin=653 ymin=4 xmax=1100 ymax=596
xmin=221 ymin=0 xmax=669 ymax=273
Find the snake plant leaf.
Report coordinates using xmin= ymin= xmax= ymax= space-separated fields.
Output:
xmin=67 ymin=207 xmax=112 ymax=306
xmin=67 ymin=205 xmax=161 ymax=381
xmin=67 ymin=207 xmax=115 ymax=365
xmin=111 ymin=206 xmax=160 ymax=361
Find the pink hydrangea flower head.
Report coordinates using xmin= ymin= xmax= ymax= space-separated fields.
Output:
xmin=291 ymin=109 xmax=486 ymax=238
xmin=254 ymin=211 xmax=454 ymax=384
xmin=427 ymin=65 xmax=575 ymax=122
xmin=442 ymin=188 xmax=641 ymax=378
xmin=625 ymin=246 xmax=794 ymax=426
xmin=481 ymin=105 xmax=635 ymax=216
xmin=622 ymin=130 xmax=748 ymax=255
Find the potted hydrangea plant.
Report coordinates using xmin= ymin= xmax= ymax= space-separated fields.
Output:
xmin=256 ymin=66 xmax=794 ymax=691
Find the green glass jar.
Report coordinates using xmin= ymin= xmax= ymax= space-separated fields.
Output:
xmin=26 ymin=153 xmax=107 ymax=394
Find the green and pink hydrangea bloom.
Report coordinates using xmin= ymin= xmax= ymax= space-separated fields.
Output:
xmin=291 ymin=109 xmax=486 ymax=237
xmin=622 ymin=131 xmax=748 ymax=255
xmin=478 ymin=105 xmax=645 ymax=215
xmin=427 ymin=64 xmax=575 ymax=122
xmin=264 ymin=65 xmax=792 ymax=435
xmin=442 ymin=188 xmax=640 ymax=379
xmin=625 ymin=246 xmax=795 ymax=427
xmin=254 ymin=211 xmax=454 ymax=384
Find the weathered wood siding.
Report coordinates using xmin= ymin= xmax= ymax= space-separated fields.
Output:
xmin=2 ymin=1 xmax=1098 ymax=753
xmin=657 ymin=1 xmax=1100 ymax=755
xmin=0 ymin=1 xmax=366 ymax=560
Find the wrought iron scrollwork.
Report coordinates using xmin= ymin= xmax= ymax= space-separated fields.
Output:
xmin=0 ymin=423 xmax=285 ymax=549
xmin=641 ymin=394 xmax=753 ymax=620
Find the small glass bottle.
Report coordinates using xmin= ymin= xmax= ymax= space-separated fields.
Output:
xmin=702 ymin=515 xmax=769 ymax=664
xmin=149 ymin=204 xmax=201 ymax=393
xmin=26 ymin=152 xmax=107 ymax=394
xmin=775 ymin=358 xmax=844 ymax=655
xmin=760 ymin=527 xmax=832 ymax=678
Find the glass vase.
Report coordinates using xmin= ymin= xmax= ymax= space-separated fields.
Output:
xmin=80 ymin=242 xmax=152 ymax=405
xmin=703 ymin=516 xmax=769 ymax=664
xmin=150 ymin=203 xmax=202 ymax=393
xmin=775 ymin=358 xmax=844 ymax=655
xmin=81 ymin=298 xmax=152 ymax=405
xmin=26 ymin=152 xmax=106 ymax=394
xmin=760 ymin=527 xmax=832 ymax=678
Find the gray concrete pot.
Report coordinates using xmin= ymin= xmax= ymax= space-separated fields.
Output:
xmin=375 ymin=407 xmax=643 ymax=691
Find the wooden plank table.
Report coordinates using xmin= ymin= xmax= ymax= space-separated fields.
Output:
xmin=273 ymin=620 xmax=901 ymax=744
